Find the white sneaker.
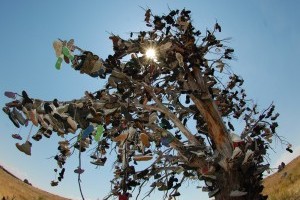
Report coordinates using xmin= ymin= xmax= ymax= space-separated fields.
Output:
xmin=230 ymin=147 xmax=243 ymax=161
xmin=230 ymin=190 xmax=247 ymax=197
xmin=242 ymin=149 xmax=254 ymax=165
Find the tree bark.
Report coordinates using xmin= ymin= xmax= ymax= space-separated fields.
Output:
xmin=213 ymin=162 xmax=266 ymax=200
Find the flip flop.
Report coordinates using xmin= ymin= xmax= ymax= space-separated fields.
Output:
xmin=55 ymin=57 xmax=63 ymax=70
xmin=94 ymin=125 xmax=104 ymax=142
xmin=82 ymin=124 xmax=94 ymax=139
xmin=62 ymin=46 xmax=74 ymax=61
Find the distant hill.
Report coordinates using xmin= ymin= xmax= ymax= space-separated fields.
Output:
xmin=1 ymin=156 xmax=299 ymax=200
xmin=0 ymin=165 xmax=70 ymax=200
xmin=263 ymin=156 xmax=300 ymax=200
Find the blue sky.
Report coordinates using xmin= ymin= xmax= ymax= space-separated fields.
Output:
xmin=0 ymin=1 xmax=300 ymax=199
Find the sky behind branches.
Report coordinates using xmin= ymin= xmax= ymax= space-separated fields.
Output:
xmin=0 ymin=1 xmax=300 ymax=199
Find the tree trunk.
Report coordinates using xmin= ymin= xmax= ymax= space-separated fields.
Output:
xmin=213 ymin=163 xmax=266 ymax=200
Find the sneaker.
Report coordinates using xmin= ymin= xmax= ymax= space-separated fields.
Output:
xmin=175 ymin=52 xmax=184 ymax=67
xmin=161 ymin=132 xmax=175 ymax=147
xmin=12 ymin=134 xmax=22 ymax=140
xmin=43 ymin=128 xmax=52 ymax=138
xmin=208 ymin=188 xmax=220 ymax=198
xmin=159 ymin=42 xmax=172 ymax=53
xmin=67 ymin=116 xmax=78 ymax=131
xmin=133 ymin=154 xmax=153 ymax=161
xmin=190 ymin=150 xmax=206 ymax=157
xmin=38 ymin=114 xmax=49 ymax=129
xmin=16 ymin=141 xmax=32 ymax=156
xmin=3 ymin=107 xmax=20 ymax=128
xmin=202 ymin=186 xmax=210 ymax=192
xmin=254 ymin=164 xmax=270 ymax=176
xmin=229 ymin=147 xmax=243 ymax=161
xmin=2 ymin=106 xmax=10 ymax=115
xmin=118 ymin=194 xmax=129 ymax=200
xmin=50 ymin=180 xmax=59 ymax=187
xmin=231 ymin=133 xmax=244 ymax=148
xmin=90 ymin=158 xmax=105 ymax=166
xmin=158 ymin=184 xmax=168 ymax=191
xmin=171 ymin=192 xmax=181 ymax=197
xmin=32 ymin=132 xmax=42 ymax=141
xmin=140 ymin=132 xmax=150 ymax=148
xmin=148 ymin=112 xmax=157 ymax=124
xmin=113 ymin=132 xmax=129 ymax=143
xmin=205 ymin=180 xmax=213 ymax=187
xmin=12 ymin=108 xmax=26 ymax=125
xmin=242 ymin=149 xmax=254 ymax=165
xmin=90 ymin=153 xmax=98 ymax=160
xmin=230 ymin=190 xmax=247 ymax=197
xmin=29 ymin=109 xmax=38 ymax=126
xmin=8 ymin=110 xmax=20 ymax=128
xmin=74 ymin=167 xmax=85 ymax=174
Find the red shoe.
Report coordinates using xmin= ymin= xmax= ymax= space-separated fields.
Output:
xmin=119 ymin=194 xmax=129 ymax=200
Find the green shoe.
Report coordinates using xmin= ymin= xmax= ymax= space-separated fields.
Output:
xmin=55 ymin=57 xmax=63 ymax=70
xmin=62 ymin=46 xmax=74 ymax=61
xmin=95 ymin=125 xmax=104 ymax=142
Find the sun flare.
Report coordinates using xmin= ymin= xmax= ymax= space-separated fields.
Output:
xmin=145 ymin=48 xmax=157 ymax=60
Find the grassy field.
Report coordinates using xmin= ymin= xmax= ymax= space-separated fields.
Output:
xmin=263 ymin=156 xmax=300 ymax=200
xmin=0 ymin=165 xmax=70 ymax=200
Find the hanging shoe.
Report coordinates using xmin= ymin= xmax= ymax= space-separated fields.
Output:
xmin=55 ymin=56 xmax=63 ymax=70
xmin=67 ymin=116 xmax=78 ymax=131
xmin=140 ymin=132 xmax=150 ymax=148
xmin=12 ymin=134 xmax=22 ymax=140
xmin=32 ymin=132 xmax=43 ymax=141
xmin=90 ymin=158 xmax=105 ymax=166
xmin=190 ymin=150 xmax=206 ymax=157
xmin=133 ymin=154 xmax=153 ymax=162
xmin=208 ymin=188 xmax=220 ymax=198
xmin=29 ymin=109 xmax=38 ymax=126
xmin=16 ymin=141 xmax=32 ymax=156
xmin=113 ymin=132 xmax=129 ymax=143
xmin=118 ymin=194 xmax=129 ymax=200
xmin=94 ymin=125 xmax=104 ymax=142
xmin=231 ymin=132 xmax=244 ymax=148
xmin=82 ymin=124 xmax=94 ymax=139
xmin=202 ymin=186 xmax=210 ymax=192
xmin=242 ymin=149 xmax=254 ymax=165
xmin=62 ymin=46 xmax=74 ymax=61
xmin=74 ymin=167 xmax=85 ymax=174
xmin=51 ymin=180 xmax=59 ymax=187
xmin=43 ymin=128 xmax=52 ymax=138
xmin=230 ymin=190 xmax=247 ymax=197
xmin=5 ymin=108 xmax=20 ymax=128
xmin=12 ymin=108 xmax=26 ymax=125
xmin=175 ymin=52 xmax=184 ymax=67
xmin=53 ymin=40 xmax=63 ymax=57
xmin=229 ymin=147 xmax=243 ymax=161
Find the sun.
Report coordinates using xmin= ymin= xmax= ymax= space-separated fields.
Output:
xmin=145 ymin=48 xmax=157 ymax=60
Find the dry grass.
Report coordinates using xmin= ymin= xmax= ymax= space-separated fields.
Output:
xmin=263 ymin=156 xmax=300 ymax=200
xmin=0 ymin=165 xmax=70 ymax=200
xmin=1 ymin=156 xmax=299 ymax=200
